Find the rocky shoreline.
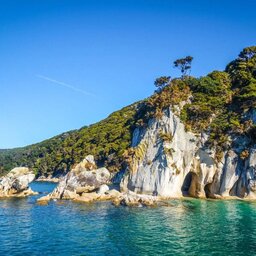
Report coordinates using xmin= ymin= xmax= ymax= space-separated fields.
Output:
xmin=35 ymin=153 xmax=256 ymax=207
xmin=0 ymin=162 xmax=255 ymax=207
xmin=38 ymin=187 xmax=160 ymax=207
xmin=36 ymin=155 xmax=159 ymax=206
xmin=0 ymin=158 xmax=171 ymax=207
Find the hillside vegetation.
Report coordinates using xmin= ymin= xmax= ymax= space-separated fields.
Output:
xmin=134 ymin=46 xmax=256 ymax=160
xmin=0 ymin=46 xmax=255 ymax=177
xmin=0 ymin=104 xmax=138 ymax=176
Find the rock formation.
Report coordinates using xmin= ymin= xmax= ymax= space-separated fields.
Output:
xmin=38 ymin=155 xmax=116 ymax=202
xmin=0 ymin=167 xmax=37 ymax=197
xmin=37 ymin=155 xmax=159 ymax=206
xmin=120 ymin=107 xmax=256 ymax=199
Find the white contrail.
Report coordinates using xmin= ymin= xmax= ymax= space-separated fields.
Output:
xmin=36 ymin=74 xmax=95 ymax=96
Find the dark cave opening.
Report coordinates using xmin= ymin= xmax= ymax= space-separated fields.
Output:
xmin=181 ymin=172 xmax=194 ymax=196
xmin=204 ymin=183 xmax=212 ymax=198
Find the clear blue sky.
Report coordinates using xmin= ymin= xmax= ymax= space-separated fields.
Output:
xmin=0 ymin=0 xmax=255 ymax=149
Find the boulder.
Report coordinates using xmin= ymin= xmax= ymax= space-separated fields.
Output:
xmin=74 ymin=192 xmax=99 ymax=203
xmin=106 ymin=189 xmax=121 ymax=198
xmin=0 ymin=167 xmax=36 ymax=197
xmin=97 ymin=184 xmax=109 ymax=195
xmin=37 ymin=195 xmax=51 ymax=202
xmin=112 ymin=191 xmax=158 ymax=207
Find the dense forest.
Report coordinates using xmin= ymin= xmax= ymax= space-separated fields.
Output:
xmin=0 ymin=46 xmax=255 ymax=177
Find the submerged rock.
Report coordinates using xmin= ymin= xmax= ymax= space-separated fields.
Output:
xmin=112 ymin=191 xmax=158 ymax=207
xmin=0 ymin=167 xmax=37 ymax=197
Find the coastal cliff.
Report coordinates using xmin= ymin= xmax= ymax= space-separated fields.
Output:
xmin=120 ymin=107 xmax=256 ymax=199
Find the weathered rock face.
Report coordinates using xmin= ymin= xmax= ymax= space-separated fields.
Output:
xmin=121 ymin=107 xmax=197 ymax=197
xmin=121 ymin=107 xmax=256 ymax=199
xmin=0 ymin=167 xmax=36 ymax=197
xmin=38 ymin=155 xmax=112 ymax=201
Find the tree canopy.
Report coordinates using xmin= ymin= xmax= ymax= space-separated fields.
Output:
xmin=173 ymin=56 xmax=193 ymax=78
xmin=154 ymin=76 xmax=171 ymax=92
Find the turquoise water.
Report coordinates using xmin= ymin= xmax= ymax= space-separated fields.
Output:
xmin=0 ymin=182 xmax=256 ymax=256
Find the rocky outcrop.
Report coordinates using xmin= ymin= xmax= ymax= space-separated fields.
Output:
xmin=0 ymin=167 xmax=37 ymax=197
xmin=38 ymin=155 xmax=113 ymax=202
xmin=37 ymin=155 xmax=158 ymax=206
xmin=120 ymin=107 xmax=256 ymax=199
xmin=121 ymin=107 xmax=197 ymax=197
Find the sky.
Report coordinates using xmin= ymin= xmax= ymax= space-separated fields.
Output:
xmin=0 ymin=0 xmax=255 ymax=149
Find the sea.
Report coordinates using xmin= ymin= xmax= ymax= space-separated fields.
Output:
xmin=0 ymin=181 xmax=255 ymax=256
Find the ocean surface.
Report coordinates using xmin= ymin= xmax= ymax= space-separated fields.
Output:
xmin=0 ymin=181 xmax=256 ymax=256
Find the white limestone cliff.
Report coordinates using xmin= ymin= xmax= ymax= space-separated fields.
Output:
xmin=120 ymin=107 xmax=256 ymax=199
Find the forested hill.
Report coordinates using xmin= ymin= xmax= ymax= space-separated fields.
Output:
xmin=0 ymin=46 xmax=255 ymax=177
xmin=0 ymin=104 xmax=138 ymax=177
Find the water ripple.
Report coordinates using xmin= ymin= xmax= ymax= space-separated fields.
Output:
xmin=0 ymin=183 xmax=256 ymax=255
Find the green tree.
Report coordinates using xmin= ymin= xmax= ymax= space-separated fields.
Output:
xmin=154 ymin=76 xmax=171 ymax=92
xmin=226 ymin=46 xmax=256 ymax=88
xmin=239 ymin=46 xmax=256 ymax=61
xmin=173 ymin=56 xmax=193 ymax=78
